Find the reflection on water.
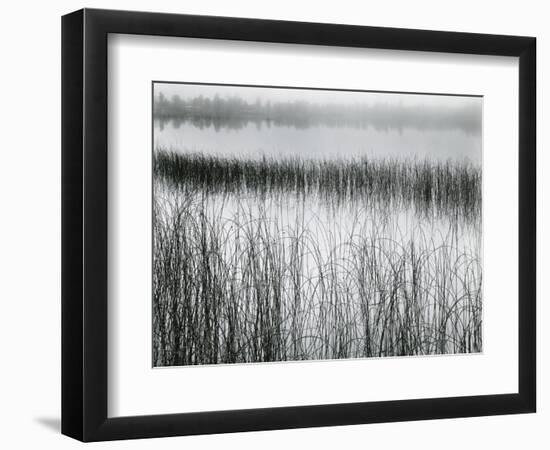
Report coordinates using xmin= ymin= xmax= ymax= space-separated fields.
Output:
xmin=151 ymin=86 xmax=483 ymax=366
xmin=156 ymin=182 xmax=481 ymax=254
xmin=153 ymin=180 xmax=482 ymax=365
xmin=154 ymin=119 xmax=482 ymax=163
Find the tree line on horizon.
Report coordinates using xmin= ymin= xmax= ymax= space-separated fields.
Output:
xmin=153 ymin=91 xmax=481 ymax=133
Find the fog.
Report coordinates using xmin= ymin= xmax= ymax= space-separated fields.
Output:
xmin=153 ymin=82 xmax=482 ymax=164
xmin=154 ymin=82 xmax=482 ymax=135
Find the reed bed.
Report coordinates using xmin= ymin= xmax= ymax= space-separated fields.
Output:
xmin=154 ymin=150 xmax=481 ymax=222
xmin=152 ymin=150 xmax=482 ymax=366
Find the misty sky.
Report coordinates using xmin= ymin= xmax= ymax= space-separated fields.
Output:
xmin=155 ymin=82 xmax=480 ymax=109
xmin=153 ymin=82 xmax=482 ymax=163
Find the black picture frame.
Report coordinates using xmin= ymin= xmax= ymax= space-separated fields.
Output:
xmin=62 ymin=8 xmax=536 ymax=442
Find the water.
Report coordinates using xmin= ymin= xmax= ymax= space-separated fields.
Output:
xmin=154 ymin=119 xmax=482 ymax=164
xmin=154 ymin=181 xmax=482 ymax=364
xmin=152 ymin=110 xmax=483 ymax=365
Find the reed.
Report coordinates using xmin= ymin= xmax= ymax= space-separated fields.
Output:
xmin=152 ymin=149 xmax=482 ymax=366
xmin=154 ymin=149 xmax=481 ymax=222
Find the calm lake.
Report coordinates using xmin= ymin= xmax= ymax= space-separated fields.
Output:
xmin=152 ymin=89 xmax=483 ymax=365
xmin=154 ymin=119 xmax=482 ymax=164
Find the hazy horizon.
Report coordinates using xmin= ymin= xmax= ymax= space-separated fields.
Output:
xmin=153 ymin=82 xmax=482 ymax=164
xmin=154 ymin=82 xmax=482 ymax=135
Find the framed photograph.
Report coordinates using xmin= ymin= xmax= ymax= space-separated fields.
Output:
xmin=61 ymin=8 xmax=536 ymax=441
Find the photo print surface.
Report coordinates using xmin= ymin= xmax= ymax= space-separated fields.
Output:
xmin=152 ymin=82 xmax=482 ymax=367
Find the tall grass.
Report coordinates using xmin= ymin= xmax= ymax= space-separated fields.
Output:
xmin=152 ymin=150 xmax=482 ymax=366
xmin=154 ymin=150 xmax=481 ymax=222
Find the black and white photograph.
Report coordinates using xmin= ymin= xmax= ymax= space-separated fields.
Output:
xmin=152 ymin=82 xmax=483 ymax=367
xmin=0 ymin=1 xmax=541 ymax=447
